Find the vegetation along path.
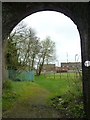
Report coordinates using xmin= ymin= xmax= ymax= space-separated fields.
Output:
xmin=3 ymin=74 xmax=83 ymax=118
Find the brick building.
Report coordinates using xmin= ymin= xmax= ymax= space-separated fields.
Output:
xmin=61 ymin=62 xmax=82 ymax=71
xmin=42 ymin=64 xmax=55 ymax=73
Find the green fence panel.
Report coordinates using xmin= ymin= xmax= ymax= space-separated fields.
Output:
xmin=8 ymin=69 xmax=16 ymax=80
xmin=28 ymin=71 xmax=34 ymax=81
xmin=17 ymin=71 xmax=25 ymax=81
xmin=16 ymin=70 xmax=35 ymax=81
xmin=8 ymin=69 xmax=35 ymax=81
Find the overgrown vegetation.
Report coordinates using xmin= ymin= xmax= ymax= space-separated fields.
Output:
xmin=46 ymin=73 xmax=85 ymax=118
xmin=3 ymin=80 xmax=12 ymax=90
xmin=2 ymin=73 xmax=85 ymax=118
xmin=49 ymin=94 xmax=84 ymax=118
xmin=2 ymin=80 xmax=19 ymax=113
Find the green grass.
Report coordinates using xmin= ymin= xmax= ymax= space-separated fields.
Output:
xmin=35 ymin=73 xmax=82 ymax=97
xmin=2 ymin=73 xmax=84 ymax=118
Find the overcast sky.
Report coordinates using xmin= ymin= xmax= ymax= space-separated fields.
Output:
xmin=15 ymin=11 xmax=81 ymax=66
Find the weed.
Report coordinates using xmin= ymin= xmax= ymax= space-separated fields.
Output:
xmin=3 ymin=80 xmax=12 ymax=90
xmin=49 ymin=91 xmax=84 ymax=118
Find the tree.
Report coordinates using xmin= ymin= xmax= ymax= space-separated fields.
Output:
xmin=15 ymin=28 xmax=40 ymax=71
xmin=36 ymin=36 xmax=56 ymax=75
xmin=6 ymin=21 xmax=56 ymax=75
xmin=5 ymin=33 xmax=20 ymax=70
xmin=8 ymin=22 xmax=40 ymax=72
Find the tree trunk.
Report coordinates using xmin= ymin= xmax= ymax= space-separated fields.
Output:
xmin=31 ymin=54 xmax=35 ymax=70
xmin=38 ymin=54 xmax=45 ymax=76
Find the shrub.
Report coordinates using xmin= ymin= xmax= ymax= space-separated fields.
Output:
xmin=2 ymin=80 xmax=19 ymax=113
xmin=3 ymin=80 xmax=12 ymax=90
xmin=49 ymin=93 xmax=85 ymax=118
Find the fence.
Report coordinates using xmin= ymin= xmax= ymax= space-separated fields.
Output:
xmin=8 ymin=69 xmax=35 ymax=81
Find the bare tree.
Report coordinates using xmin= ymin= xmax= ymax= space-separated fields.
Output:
xmin=36 ymin=36 xmax=56 ymax=75
xmin=6 ymin=21 xmax=39 ymax=71
xmin=6 ymin=22 xmax=56 ymax=75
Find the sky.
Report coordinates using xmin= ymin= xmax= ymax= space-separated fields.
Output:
xmin=14 ymin=11 xmax=81 ymax=66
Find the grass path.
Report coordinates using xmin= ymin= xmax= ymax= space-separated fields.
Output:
xmin=3 ymin=74 xmax=83 ymax=118
xmin=3 ymin=81 xmax=63 ymax=118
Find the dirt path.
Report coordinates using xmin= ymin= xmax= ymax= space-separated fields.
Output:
xmin=3 ymin=86 xmax=63 ymax=118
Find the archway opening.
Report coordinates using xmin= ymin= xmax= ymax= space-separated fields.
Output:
xmin=3 ymin=10 xmax=85 ymax=118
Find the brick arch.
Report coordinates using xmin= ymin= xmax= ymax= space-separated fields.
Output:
xmin=2 ymin=2 xmax=89 ymax=119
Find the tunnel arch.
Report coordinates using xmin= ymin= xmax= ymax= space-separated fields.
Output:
xmin=2 ymin=2 xmax=88 ymax=41
xmin=2 ymin=2 xmax=89 ymax=119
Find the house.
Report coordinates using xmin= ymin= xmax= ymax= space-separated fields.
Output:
xmin=61 ymin=62 xmax=82 ymax=71
xmin=42 ymin=64 xmax=55 ymax=73
xmin=56 ymin=66 xmax=68 ymax=73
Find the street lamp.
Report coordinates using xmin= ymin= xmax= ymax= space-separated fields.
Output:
xmin=75 ymin=54 xmax=80 ymax=78
xmin=75 ymin=54 xmax=78 ymax=62
xmin=56 ymin=60 xmax=59 ymax=67
xmin=56 ymin=60 xmax=61 ymax=78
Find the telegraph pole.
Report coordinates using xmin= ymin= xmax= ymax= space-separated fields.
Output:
xmin=66 ymin=52 xmax=69 ymax=79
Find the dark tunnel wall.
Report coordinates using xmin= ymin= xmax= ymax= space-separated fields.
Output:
xmin=2 ymin=2 xmax=90 ymax=119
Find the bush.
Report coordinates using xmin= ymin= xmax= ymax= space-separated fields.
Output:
xmin=2 ymin=80 xmax=19 ymax=113
xmin=49 ymin=93 xmax=85 ymax=118
xmin=3 ymin=80 xmax=12 ymax=90
xmin=2 ymin=90 xmax=18 ymax=112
